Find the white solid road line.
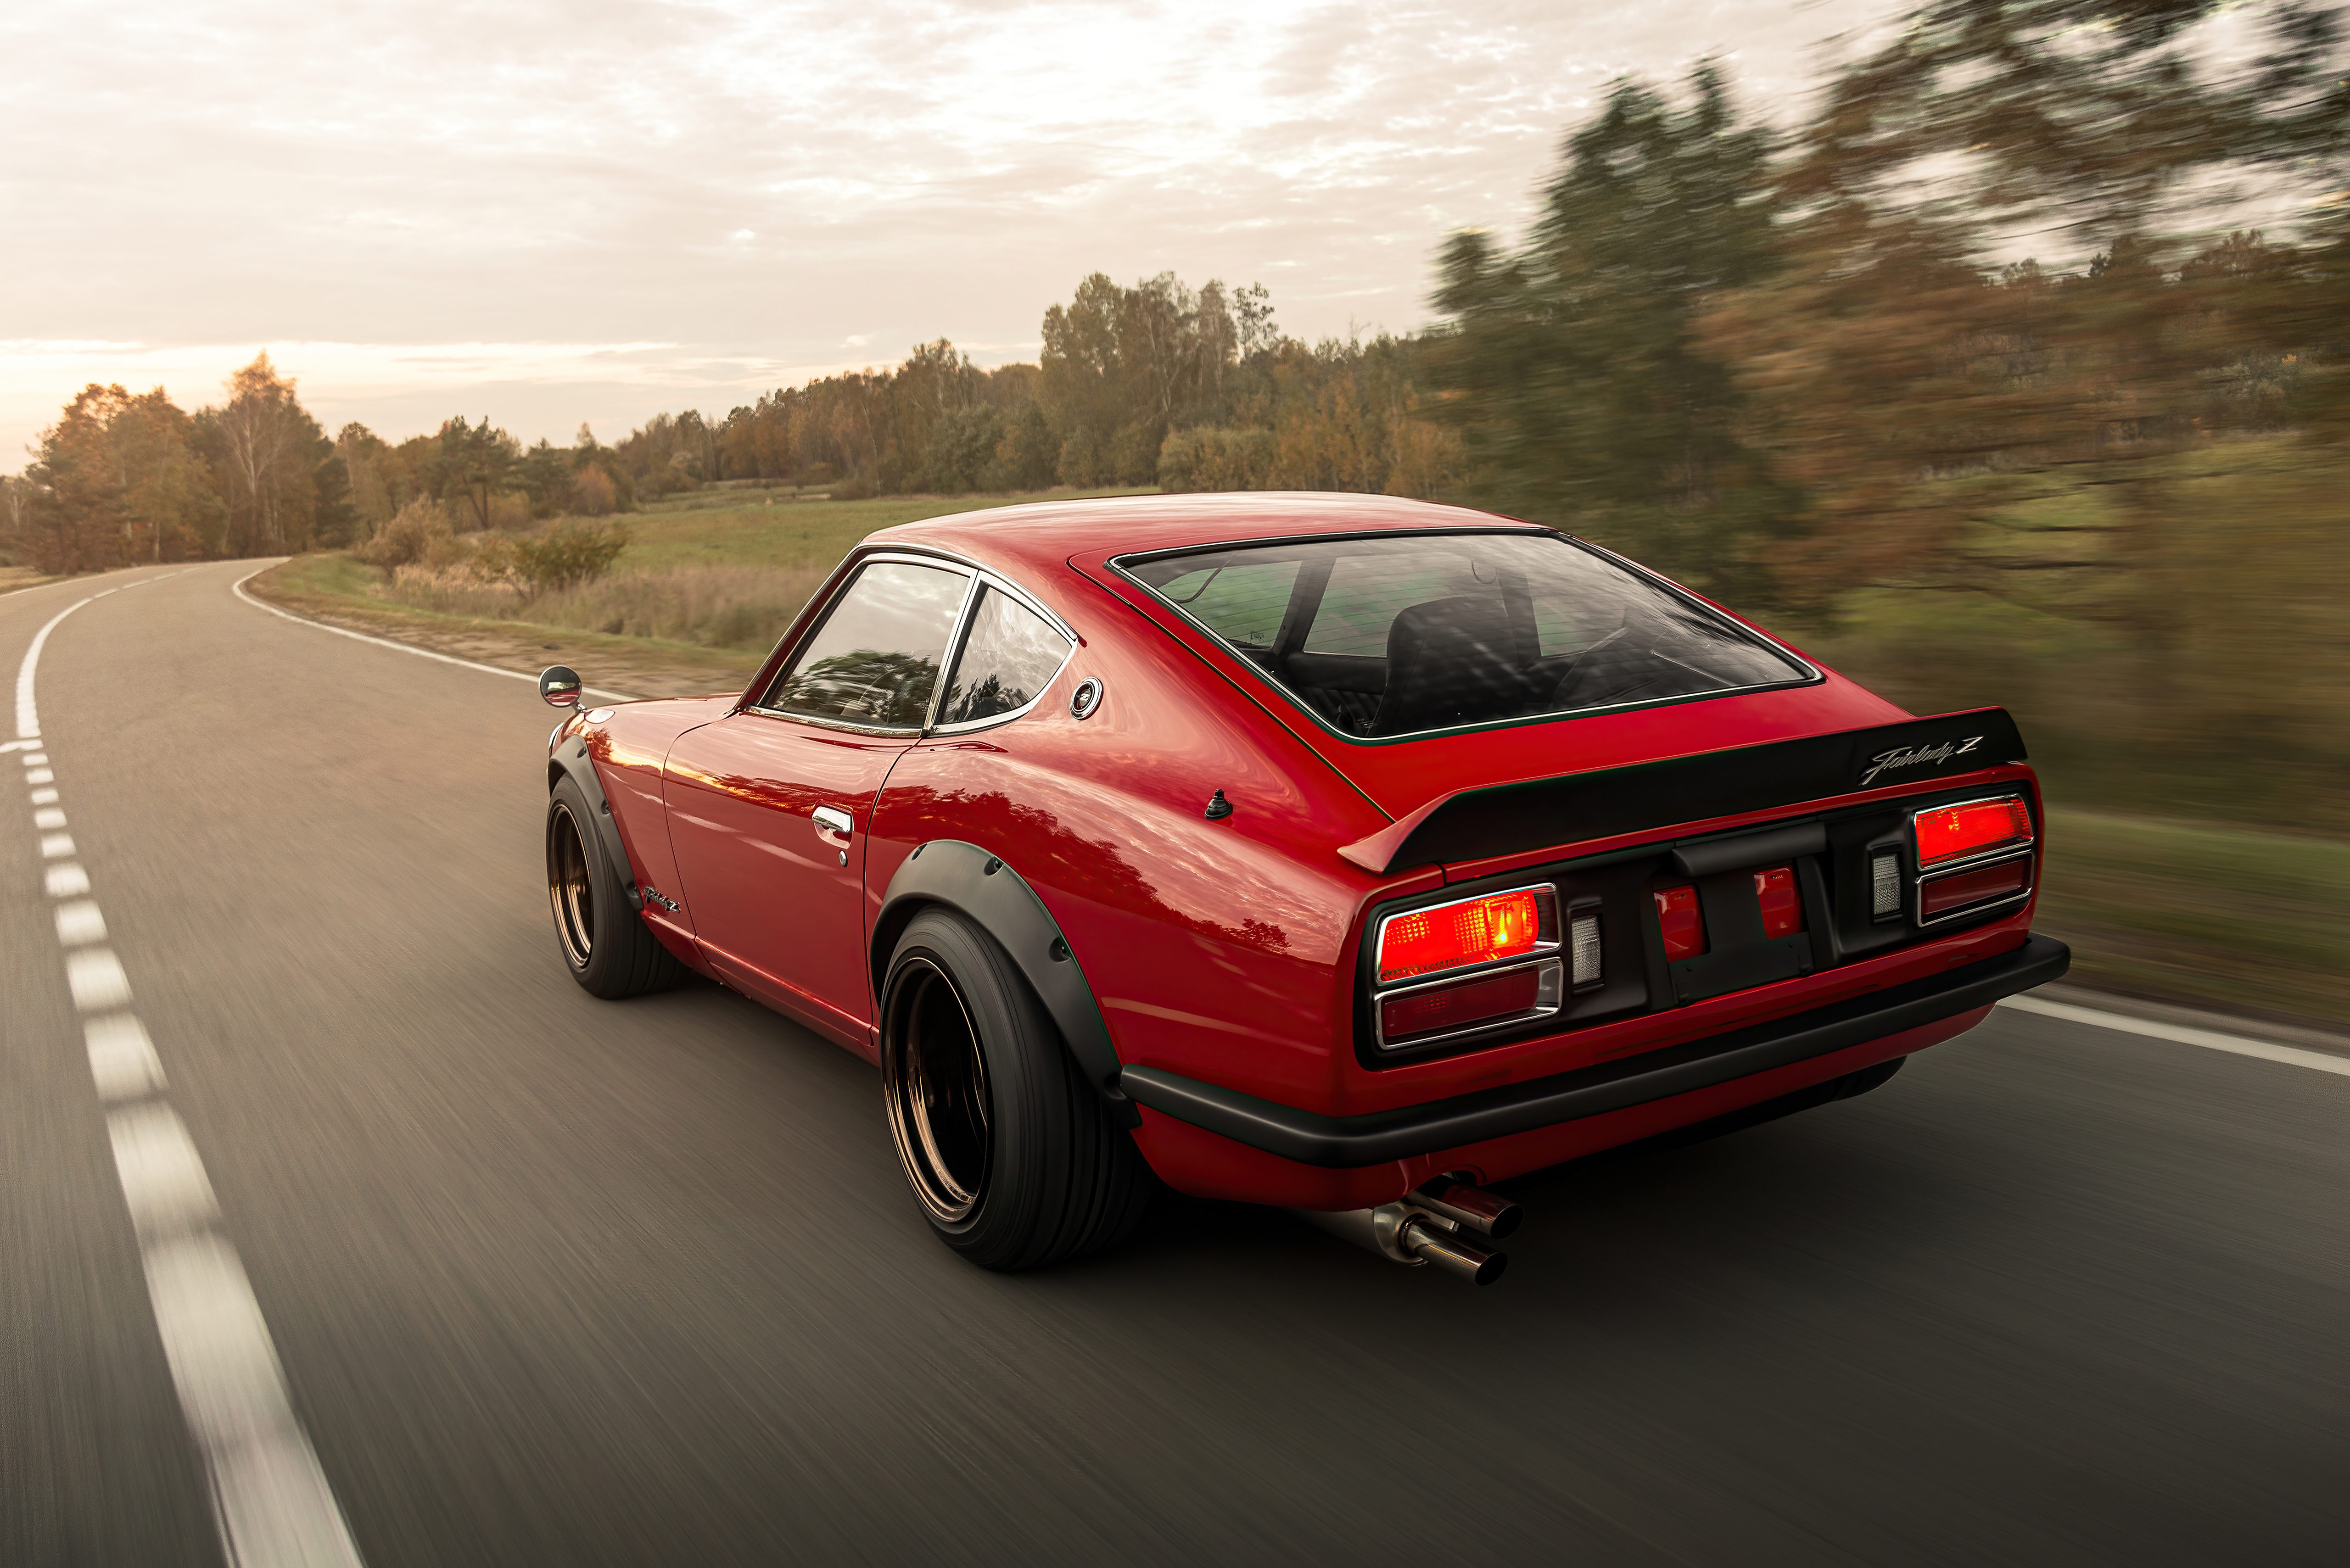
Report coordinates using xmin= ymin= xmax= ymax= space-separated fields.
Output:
xmin=14 ymin=598 xmax=366 ymax=1567
xmin=2000 ymin=993 xmax=2350 ymax=1078
xmin=230 ymin=565 xmax=635 ymax=701
xmin=17 ymin=595 xmax=94 ymax=738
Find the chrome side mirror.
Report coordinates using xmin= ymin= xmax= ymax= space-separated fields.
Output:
xmin=539 ymin=665 xmax=583 ymax=708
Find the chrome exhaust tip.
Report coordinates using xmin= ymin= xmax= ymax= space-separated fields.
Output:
xmin=1399 ymin=1216 xmax=1507 ymax=1285
xmin=1290 ymin=1190 xmax=1517 ymax=1286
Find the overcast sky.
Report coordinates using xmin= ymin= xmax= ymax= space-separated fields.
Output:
xmin=0 ymin=0 xmax=1903 ymax=468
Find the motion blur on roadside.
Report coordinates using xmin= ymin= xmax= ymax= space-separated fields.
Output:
xmin=6 ymin=1 xmax=2345 ymax=1025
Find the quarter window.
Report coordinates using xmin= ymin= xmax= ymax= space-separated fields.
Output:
xmin=938 ymin=586 xmax=1072 ymax=726
xmin=763 ymin=560 xmax=969 ymax=727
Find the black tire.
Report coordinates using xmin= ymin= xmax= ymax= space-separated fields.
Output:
xmin=880 ymin=909 xmax=1150 ymax=1270
xmin=546 ymin=773 xmax=688 ymax=999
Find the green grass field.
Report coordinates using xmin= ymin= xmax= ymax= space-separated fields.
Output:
xmin=2037 ymin=810 xmax=2350 ymax=1027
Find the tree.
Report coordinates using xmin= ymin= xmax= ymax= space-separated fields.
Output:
xmin=1699 ymin=0 xmax=2350 ymax=610
xmin=1427 ymin=66 xmax=1788 ymax=593
xmin=22 ymin=383 xmax=224 ymax=572
xmin=207 ymin=353 xmax=322 ymax=553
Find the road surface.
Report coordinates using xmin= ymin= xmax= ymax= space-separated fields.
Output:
xmin=4 ymin=560 xmax=2345 ymax=1566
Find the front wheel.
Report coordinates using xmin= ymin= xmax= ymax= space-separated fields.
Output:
xmin=546 ymin=773 xmax=688 ymax=999
xmin=881 ymin=910 xmax=1150 ymax=1270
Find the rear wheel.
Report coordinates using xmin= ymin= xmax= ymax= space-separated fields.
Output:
xmin=881 ymin=910 xmax=1150 ymax=1270
xmin=546 ymin=773 xmax=688 ymax=999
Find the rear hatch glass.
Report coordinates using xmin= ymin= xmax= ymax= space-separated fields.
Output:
xmin=1116 ymin=531 xmax=1811 ymax=742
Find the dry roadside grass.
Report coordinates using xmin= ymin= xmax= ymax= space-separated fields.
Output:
xmin=249 ymin=555 xmax=761 ymax=700
xmin=0 ymin=564 xmax=62 ymax=595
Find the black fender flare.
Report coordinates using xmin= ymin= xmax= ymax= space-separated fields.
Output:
xmin=874 ymin=840 xmax=1139 ymax=1127
xmin=547 ymin=742 xmax=643 ymax=911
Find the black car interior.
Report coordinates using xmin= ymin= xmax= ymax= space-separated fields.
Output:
xmin=1130 ymin=533 xmax=1805 ymax=738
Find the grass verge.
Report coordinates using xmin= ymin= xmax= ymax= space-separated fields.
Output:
xmin=2035 ymin=810 xmax=2349 ymax=1029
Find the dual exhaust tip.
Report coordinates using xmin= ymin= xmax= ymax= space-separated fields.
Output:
xmin=1292 ymin=1175 xmax=1522 ymax=1286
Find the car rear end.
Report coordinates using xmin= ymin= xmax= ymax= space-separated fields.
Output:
xmin=1087 ymin=509 xmax=2068 ymax=1242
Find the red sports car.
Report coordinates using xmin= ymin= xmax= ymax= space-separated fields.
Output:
xmin=538 ymin=493 xmax=2068 ymax=1283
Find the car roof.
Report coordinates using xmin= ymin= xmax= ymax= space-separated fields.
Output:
xmin=867 ymin=491 xmax=1532 ymax=586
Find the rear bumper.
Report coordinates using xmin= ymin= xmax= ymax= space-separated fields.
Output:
xmin=1118 ymin=933 xmax=2070 ymax=1169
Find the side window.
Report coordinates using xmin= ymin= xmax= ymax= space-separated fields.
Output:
xmin=763 ymin=560 xmax=970 ymax=727
xmin=937 ymin=586 xmax=1072 ymax=726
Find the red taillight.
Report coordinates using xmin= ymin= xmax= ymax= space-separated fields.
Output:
xmin=1914 ymin=797 xmax=2033 ymax=866
xmin=1753 ymin=865 xmax=1803 ymax=938
xmin=1654 ymin=885 xmax=1706 ymax=960
xmin=1379 ymin=965 xmax=1544 ymax=1044
xmin=1378 ymin=887 xmax=1548 ymax=983
xmin=1919 ymin=856 xmax=2031 ymax=921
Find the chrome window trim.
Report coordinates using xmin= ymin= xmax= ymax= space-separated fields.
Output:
xmin=1372 ymin=882 xmax=1561 ymax=991
xmin=1372 ymin=957 xmax=1566 ymax=1051
xmin=925 ymin=570 xmax=1080 ymax=736
xmin=1910 ymin=792 xmax=2037 ymax=872
xmin=1914 ymin=844 xmax=2037 ymax=927
xmin=1108 ymin=527 xmax=1823 ymax=746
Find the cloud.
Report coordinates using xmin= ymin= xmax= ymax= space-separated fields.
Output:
xmin=0 ymin=0 xmax=1900 ymax=461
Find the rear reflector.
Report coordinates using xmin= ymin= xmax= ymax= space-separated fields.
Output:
xmin=1377 ymin=886 xmax=1553 ymax=983
xmin=1379 ymin=964 xmax=1544 ymax=1044
xmin=1870 ymin=851 xmax=1903 ymax=918
xmin=1654 ymin=885 xmax=1706 ymax=960
xmin=1915 ymin=796 xmax=2033 ymax=866
xmin=1919 ymin=856 xmax=2031 ymax=921
xmin=1569 ymin=913 xmax=1602 ymax=989
xmin=1753 ymin=865 xmax=1803 ymax=938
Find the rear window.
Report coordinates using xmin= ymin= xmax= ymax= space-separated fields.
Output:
xmin=1118 ymin=531 xmax=1809 ymax=738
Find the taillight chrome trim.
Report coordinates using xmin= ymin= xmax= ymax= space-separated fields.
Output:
xmin=1371 ymin=957 xmax=1566 ymax=1052
xmin=1911 ymin=792 xmax=2036 ymax=870
xmin=1914 ymin=844 xmax=2037 ymax=927
xmin=1372 ymin=882 xmax=1560 ymax=988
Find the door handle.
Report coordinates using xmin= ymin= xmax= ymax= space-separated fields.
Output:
xmin=811 ymin=805 xmax=854 ymax=839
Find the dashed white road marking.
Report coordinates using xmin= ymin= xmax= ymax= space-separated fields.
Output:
xmin=232 ymin=565 xmax=634 ymax=700
xmin=88 ymin=1014 xmax=168 ymax=1100
xmin=66 ymin=948 xmax=134 ymax=1010
xmin=14 ymin=579 xmax=366 ymax=1567
xmin=2000 ymin=994 xmax=2350 ymax=1078
xmin=108 ymin=1103 xmax=224 ymax=1240
xmin=55 ymin=898 xmax=108 ymax=945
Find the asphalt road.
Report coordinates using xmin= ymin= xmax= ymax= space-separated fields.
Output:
xmin=5 ymin=559 xmax=2345 ymax=1568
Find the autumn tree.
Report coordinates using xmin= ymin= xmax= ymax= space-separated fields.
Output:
xmin=1426 ymin=65 xmax=1786 ymax=593
xmin=201 ymin=352 xmax=334 ymax=553
xmin=22 ymin=384 xmax=223 ymax=572
xmin=1699 ymin=0 xmax=2349 ymax=611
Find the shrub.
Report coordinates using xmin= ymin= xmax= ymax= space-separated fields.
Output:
xmin=498 ymin=521 xmax=631 ymax=595
xmin=355 ymin=498 xmax=454 ymax=568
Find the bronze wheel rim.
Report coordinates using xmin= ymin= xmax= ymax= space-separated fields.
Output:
xmin=547 ymin=802 xmax=595 ymax=969
xmin=882 ymin=957 xmax=993 ymax=1224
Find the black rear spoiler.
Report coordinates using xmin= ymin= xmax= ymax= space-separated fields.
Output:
xmin=1339 ymin=708 xmax=2029 ymax=876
